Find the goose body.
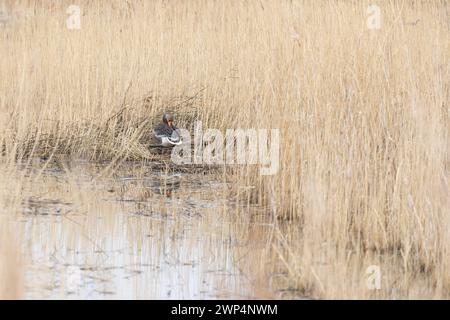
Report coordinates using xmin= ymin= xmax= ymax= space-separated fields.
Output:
xmin=151 ymin=114 xmax=182 ymax=147
xmin=155 ymin=134 xmax=182 ymax=147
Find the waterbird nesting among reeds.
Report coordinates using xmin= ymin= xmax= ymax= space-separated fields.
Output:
xmin=151 ymin=113 xmax=182 ymax=147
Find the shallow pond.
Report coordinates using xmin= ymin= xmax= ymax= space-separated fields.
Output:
xmin=11 ymin=158 xmax=279 ymax=299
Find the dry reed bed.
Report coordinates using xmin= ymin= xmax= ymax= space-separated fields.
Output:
xmin=0 ymin=0 xmax=449 ymax=298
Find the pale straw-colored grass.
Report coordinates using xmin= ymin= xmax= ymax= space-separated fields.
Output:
xmin=0 ymin=0 xmax=449 ymax=299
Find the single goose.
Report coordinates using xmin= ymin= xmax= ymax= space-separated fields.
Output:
xmin=151 ymin=113 xmax=182 ymax=147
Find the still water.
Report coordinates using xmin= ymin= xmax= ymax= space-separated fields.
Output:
xmin=13 ymin=159 xmax=277 ymax=299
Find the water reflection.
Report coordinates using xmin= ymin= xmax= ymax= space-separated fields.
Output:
xmin=14 ymin=160 xmax=275 ymax=299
